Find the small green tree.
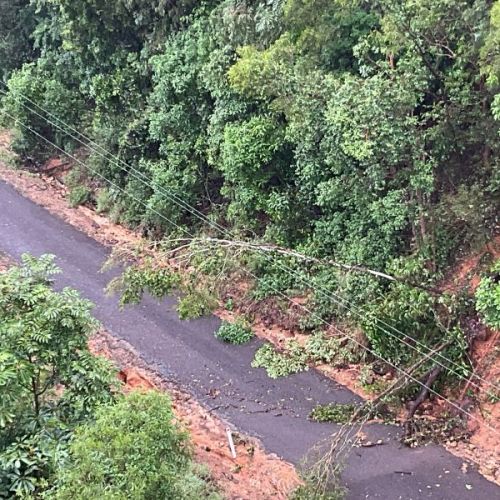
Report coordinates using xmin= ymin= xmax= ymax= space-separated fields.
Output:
xmin=54 ymin=391 xmax=220 ymax=500
xmin=0 ymin=254 xmax=116 ymax=497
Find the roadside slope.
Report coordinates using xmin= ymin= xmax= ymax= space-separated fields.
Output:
xmin=0 ymin=179 xmax=498 ymax=499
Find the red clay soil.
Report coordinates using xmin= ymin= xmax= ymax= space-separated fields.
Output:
xmin=438 ymin=239 xmax=500 ymax=484
xmin=89 ymin=332 xmax=300 ymax=499
xmin=0 ymin=252 xmax=13 ymax=271
xmin=446 ymin=328 xmax=500 ymax=484
xmin=441 ymin=236 xmax=500 ymax=293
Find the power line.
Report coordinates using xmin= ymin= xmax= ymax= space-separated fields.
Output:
xmin=1 ymin=107 xmax=497 ymax=435
xmin=1 ymin=87 xmax=497 ymax=395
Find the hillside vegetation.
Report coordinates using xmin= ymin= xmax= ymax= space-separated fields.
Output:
xmin=1 ymin=0 xmax=499 ymax=421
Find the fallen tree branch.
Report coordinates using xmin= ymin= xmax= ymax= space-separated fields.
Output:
xmin=163 ymin=236 xmax=443 ymax=295
xmin=406 ymin=365 xmax=443 ymax=423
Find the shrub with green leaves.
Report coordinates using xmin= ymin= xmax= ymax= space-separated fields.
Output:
xmin=309 ymin=403 xmax=360 ymax=424
xmin=107 ymin=263 xmax=180 ymax=307
xmin=215 ymin=320 xmax=254 ymax=344
xmin=177 ymin=290 xmax=218 ymax=320
xmin=475 ymin=260 xmax=500 ymax=330
xmin=304 ymin=332 xmax=341 ymax=364
xmin=252 ymin=341 xmax=308 ymax=378
xmin=68 ymin=185 xmax=91 ymax=207
xmin=53 ymin=391 xmax=220 ymax=500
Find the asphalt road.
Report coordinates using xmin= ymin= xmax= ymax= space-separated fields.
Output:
xmin=0 ymin=179 xmax=498 ymax=499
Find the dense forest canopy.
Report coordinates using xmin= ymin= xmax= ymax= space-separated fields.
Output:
xmin=1 ymin=0 xmax=498 ymax=269
xmin=0 ymin=0 xmax=499 ymax=369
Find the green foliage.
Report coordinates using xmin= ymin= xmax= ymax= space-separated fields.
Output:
xmin=1 ymin=61 xmax=84 ymax=160
xmin=68 ymin=186 xmax=91 ymax=207
xmin=481 ymin=1 xmax=500 ymax=89
xmin=309 ymin=403 xmax=359 ymax=424
xmin=0 ymin=0 xmax=37 ymax=81
xmin=304 ymin=333 xmax=341 ymax=364
xmin=0 ymin=254 xmax=116 ymax=498
xmin=360 ymin=257 xmax=468 ymax=372
xmin=246 ymin=253 xmax=312 ymax=302
xmin=292 ymin=482 xmax=346 ymax=500
xmin=252 ymin=342 xmax=308 ymax=378
xmin=95 ymin=188 xmax=114 ymax=214
xmin=53 ymin=391 xmax=220 ymax=500
xmin=177 ymin=289 xmax=218 ymax=320
xmin=475 ymin=260 xmax=500 ymax=330
xmin=1 ymin=0 xmax=499 ymax=397
xmin=215 ymin=320 xmax=254 ymax=344
xmin=108 ymin=263 xmax=180 ymax=307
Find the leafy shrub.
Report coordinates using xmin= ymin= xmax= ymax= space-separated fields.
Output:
xmin=68 ymin=185 xmax=91 ymax=207
xmin=215 ymin=320 xmax=254 ymax=344
xmin=250 ymin=259 xmax=304 ymax=301
xmin=475 ymin=260 xmax=500 ymax=330
xmin=251 ymin=342 xmax=308 ymax=378
xmin=2 ymin=62 xmax=84 ymax=161
xmin=54 ymin=391 xmax=220 ymax=500
xmin=107 ymin=264 xmax=180 ymax=307
xmin=0 ymin=432 xmax=70 ymax=498
xmin=177 ymin=290 xmax=218 ymax=320
xmin=95 ymin=188 xmax=114 ymax=214
xmin=304 ymin=332 xmax=341 ymax=364
xmin=309 ymin=403 xmax=359 ymax=423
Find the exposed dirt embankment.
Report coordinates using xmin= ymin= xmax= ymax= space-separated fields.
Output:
xmin=0 ymin=252 xmax=13 ymax=271
xmin=446 ymin=327 xmax=500 ymax=484
xmin=438 ymin=239 xmax=500 ymax=484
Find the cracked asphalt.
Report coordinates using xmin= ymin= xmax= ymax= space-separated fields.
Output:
xmin=0 ymin=179 xmax=498 ymax=499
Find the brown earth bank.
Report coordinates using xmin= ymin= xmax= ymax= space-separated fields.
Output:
xmin=0 ymin=136 xmax=498 ymax=484
xmin=0 ymin=252 xmax=13 ymax=271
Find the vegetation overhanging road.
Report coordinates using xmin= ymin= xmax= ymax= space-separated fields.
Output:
xmin=0 ymin=179 xmax=498 ymax=500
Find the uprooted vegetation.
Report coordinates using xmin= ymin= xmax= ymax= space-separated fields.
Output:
xmin=1 ymin=142 xmax=500 ymax=491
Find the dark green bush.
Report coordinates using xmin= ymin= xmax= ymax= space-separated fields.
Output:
xmin=53 ymin=391 xmax=220 ymax=500
xmin=215 ymin=320 xmax=254 ymax=344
